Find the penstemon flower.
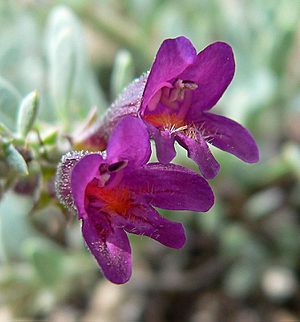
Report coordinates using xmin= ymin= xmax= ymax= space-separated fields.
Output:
xmin=139 ymin=37 xmax=259 ymax=178
xmin=56 ymin=116 xmax=214 ymax=284
xmin=76 ymin=37 xmax=259 ymax=179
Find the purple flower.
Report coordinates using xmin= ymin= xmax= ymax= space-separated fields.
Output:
xmin=140 ymin=36 xmax=259 ymax=179
xmin=56 ymin=116 xmax=214 ymax=284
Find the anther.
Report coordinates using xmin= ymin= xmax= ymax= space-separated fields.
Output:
xmin=108 ymin=160 xmax=128 ymax=172
xmin=169 ymin=79 xmax=198 ymax=102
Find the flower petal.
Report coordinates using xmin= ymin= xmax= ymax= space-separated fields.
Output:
xmin=106 ymin=115 xmax=151 ymax=168
xmin=153 ymin=129 xmax=176 ymax=164
xmin=124 ymin=163 xmax=214 ymax=212
xmin=82 ymin=218 xmax=132 ymax=284
xmin=180 ymin=42 xmax=235 ymax=115
xmin=197 ymin=112 xmax=259 ymax=163
xmin=176 ymin=132 xmax=220 ymax=179
xmin=71 ymin=153 xmax=103 ymax=219
xmin=123 ymin=205 xmax=186 ymax=249
xmin=141 ymin=36 xmax=197 ymax=114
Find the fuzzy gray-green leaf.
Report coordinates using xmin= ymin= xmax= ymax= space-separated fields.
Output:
xmin=0 ymin=77 xmax=21 ymax=130
xmin=17 ymin=90 xmax=39 ymax=138
xmin=4 ymin=144 xmax=28 ymax=176
xmin=111 ymin=49 xmax=134 ymax=99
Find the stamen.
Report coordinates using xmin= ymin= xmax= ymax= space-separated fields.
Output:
xmin=98 ymin=160 xmax=128 ymax=187
xmin=159 ymin=79 xmax=198 ymax=111
xmin=177 ymin=90 xmax=194 ymax=119
xmin=181 ymin=80 xmax=198 ymax=90
xmin=146 ymin=79 xmax=198 ymax=114
xmin=99 ymin=163 xmax=108 ymax=174
xmin=175 ymin=125 xmax=188 ymax=132
xmin=108 ymin=160 xmax=128 ymax=172
xmin=169 ymin=79 xmax=198 ymax=102
xmin=144 ymin=113 xmax=187 ymax=134
xmin=183 ymin=122 xmax=217 ymax=143
xmin=160 ymin=87 xmax=179 ymax=109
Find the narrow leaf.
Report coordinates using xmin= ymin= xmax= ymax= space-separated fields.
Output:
xmin=111 ymin=49 xmax=134 ymax=99
xmin=4 ymin=143 xmax=28 ymax=176
xmin=17 ymin=90 xmax=39 ymax=138
xmin=45 ymin=6 xmax=107 ymax=128
xmin=0 ymin=77 xmax=21 ymax=130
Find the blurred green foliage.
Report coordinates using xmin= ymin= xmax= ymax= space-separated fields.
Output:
xmin=0 ymin=0 xmax=300 ymax=320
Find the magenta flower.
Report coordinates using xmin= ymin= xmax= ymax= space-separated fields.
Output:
xmin=56 ymin=116 xmax=214 ymax=284
xmin=75 ymin=37 xmax=259 ymax=179
xmin=140 ymin=37 xmax=259 ymax=179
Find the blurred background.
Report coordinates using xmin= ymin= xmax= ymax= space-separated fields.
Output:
xmin=1 ymin=0 xmax=300 ymax=321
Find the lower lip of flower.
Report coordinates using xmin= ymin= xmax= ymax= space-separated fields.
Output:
xmin=85 ymin=182 xmax=133 ymax=215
